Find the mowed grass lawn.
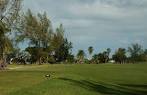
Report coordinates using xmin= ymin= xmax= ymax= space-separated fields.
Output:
xmin=0 ymin=63 xmax=147 ymax=95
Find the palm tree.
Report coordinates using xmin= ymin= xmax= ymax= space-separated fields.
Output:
xmin=112 ymin=48 xmax=126 ymax=64
xmin=107 ymin=48 xmax=111 ymax=56
xmin=128 ymin=43 xmax=143 ymax=57
xmin=77 ymin=50 xmax=85 ymax=64
xmin=88 ymin=46 xmax=94 ymax=60
xmin=106 ymin=48 xmax=111 ymax=62
xmin=128 ymin=43 xmax=143 ymax=62
xmin=88 ymin=46 xmax=93 ymax=55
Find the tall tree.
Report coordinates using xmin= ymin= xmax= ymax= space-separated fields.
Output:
xmin=0 ymin=0 xmax=22 ymax=27
xmin=77 ymin=50 xmax=85 ymax=64
xmin=128 ymin=43 xmax=144 ymax=62
xmin=17 ymin=10 xmax=69 ymax=64
xmin=16 ymin=9 xmax=54 ymax=64
xmin=88 ymin=46 xmax=93 ymax=60
xmin=16 ymin=9 xmax=52 ymax=48
xmin=107 ymin=48 xmax=111 ymax=57
xmin=0 ymin=0 xmax=22 ymax=66
xmin=54 ymin=38 xmax=72 ymax=62
xmin=97 ymin=53 xmax=105 ymax=63
xmin=88 ymin=46 xmax=93 ymax=55
xmin=92 ymin=54 xmax=99 ymax=64
xmin=94 ymin=49 xmax=111 ymax=64
xmin=50 ymin=24 xmax=64 ymax=51
xmin=112 ymin=48 xmax=127 ymax=64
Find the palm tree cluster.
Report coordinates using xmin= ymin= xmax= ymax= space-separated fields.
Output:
xmin=76 ymin=44 xmax=147 ymax=64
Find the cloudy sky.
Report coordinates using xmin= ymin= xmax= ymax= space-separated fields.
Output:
xmin=23 ymin=0 xmax=147 ymax=54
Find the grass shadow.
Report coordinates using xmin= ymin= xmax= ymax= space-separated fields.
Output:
xmin=58 ymin=78 xmax=147 ymax=95
xmin=120 ymin=84 xmax=147 ymax=89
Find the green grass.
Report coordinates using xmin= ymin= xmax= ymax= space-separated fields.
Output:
xmin=0 ymin=63 xmax=147 ymax=95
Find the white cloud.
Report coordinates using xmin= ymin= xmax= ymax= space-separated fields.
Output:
xmin=68 ymin=0 xmax=147 ymax=19
xmin=69 ymin=1 xmax=123 ymax=18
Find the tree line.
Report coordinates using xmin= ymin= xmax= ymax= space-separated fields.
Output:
xmin=0 ymin=0 xmax=147 ymax=68
xmin=76 ymin=43 xmax=147 ymax=64
xmin=0 ymin=0 xmax=73 ymax=67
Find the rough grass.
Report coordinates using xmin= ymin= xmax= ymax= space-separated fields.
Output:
xmin=0 ymin=63 xmax=147 ymax=95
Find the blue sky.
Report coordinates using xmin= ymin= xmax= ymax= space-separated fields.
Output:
xmin=22 ymin=0 xmax=147 ymax=55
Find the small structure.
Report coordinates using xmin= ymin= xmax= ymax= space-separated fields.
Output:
xmin=109 ymin=60 xmax=115 ymax=63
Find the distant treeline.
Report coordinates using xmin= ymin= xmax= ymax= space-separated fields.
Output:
xmin=77 ymin=43 xmax=147 ymax=64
